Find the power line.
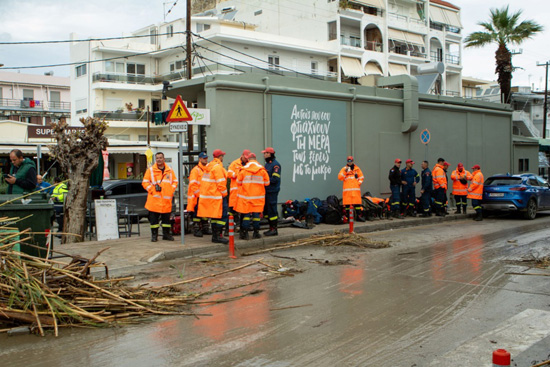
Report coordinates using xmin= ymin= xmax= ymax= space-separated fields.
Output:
xmin=194 ymin=55 xmax=246 ymax=74
xmin=0 ymin=32 xmax=187 ymax=45
xmin=0 ymin=45 xmax=185 ymax=70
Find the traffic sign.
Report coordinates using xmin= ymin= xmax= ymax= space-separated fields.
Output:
xmin=166 ymin=95 xmax=193 ymax=122
xmin=169 ymin=122 xmax=188 ymax=133
xmin=420 ymin=129 xmax=430 ymax=145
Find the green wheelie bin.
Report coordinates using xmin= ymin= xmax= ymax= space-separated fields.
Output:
xmin=0 ymin=193 xmax=54 ymax=258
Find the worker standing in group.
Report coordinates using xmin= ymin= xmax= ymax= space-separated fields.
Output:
xmin=235 ymin=153 xmax=270 ymax=240
xmin=338 ymin=156 xmax=364 ymax=219
xmin=51 ymin=176 xmax=69 ymax=235
xmin=227 ymin=149 xmax=250 ymax=234
xmin=432 ymin=158 xmax=448 ymax=217
xmin=186 ymin=152 xmax=209 ymax=237
xmin=142 ymin=152 xmax=178 ymax=242
xmin=401 ymin=159 xmax=420 ymax=216
xmin=388 ymin=158 xmax=404 ymax=219
xmin=451 ymin=163 xmax=472 ymax=214
xmin=262 ymin=147 xmax=281 ymax=236
xmin=198 ymin=149 xmax=229 ymax=244
xmin=419 ymin=161 xmax=432 ymax=217
xmin=468 ymin=164 xmax=484 ymax=221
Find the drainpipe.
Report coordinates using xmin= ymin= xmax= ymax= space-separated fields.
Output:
xmin=262 ymin=77 xmax=270 ymax=148
xmin=377 ymin=75 xmax=419 ymax=133
xmin=349 ymin=87 xmax=356 ymax=156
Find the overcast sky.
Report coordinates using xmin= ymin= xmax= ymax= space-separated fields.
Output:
xmin=0 ymin=0 xmax=548 ymax=90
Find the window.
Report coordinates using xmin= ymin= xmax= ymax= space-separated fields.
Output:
xmin=138 ymin=99 xmax=145 ymax=109
xmin=76 ymin=64 xmax=87 ymax=77
xmin=23 ymin=89 xmax=34 ymax=100
xmin=110 ymin=183 xmax=127 ymax=196
xmin=167 ymin=25 xmax=174 ymax=38
xmin=196 ymin=23 xmax=211 ymax=32
xmin=0 ymin=87 xmax=2 ymax=100
xmin=127 ymin=63 xmax=145 ymax=75
xmin=106 ymin=61 xmax=124 ymax=73
xmin=254 ymin=10 xmax=262 ymax=15
xmin=75 ymin=98 xmax=87 ymax=114
xmin=50 ymin=91 xmax=61 ymax=108
xmin=129 ymin=183 xmax=146 ymax=194
xmin=311 ymin=61 xmax=318 ymax=74
xmin=150 ymin=28 xmax=157 ymax=45
xmin=328 ymin=21 xmax=337 ymax=40
xmin=268 ymin=55 xmax=280 ymax=70
xmin=170 ymin=60 xmax=186 ymax=73
xmin=519 ymin=158 xmax=530 ymax=172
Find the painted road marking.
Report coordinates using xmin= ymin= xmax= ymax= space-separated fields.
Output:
xmin=430 ymin=309 xmax=550 ymax=366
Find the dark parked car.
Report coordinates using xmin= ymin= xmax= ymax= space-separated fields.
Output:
xmin=482 ymin=173 xmax=550 ymax=219
xmin=102 ymin=179 xmax=149 ymax=217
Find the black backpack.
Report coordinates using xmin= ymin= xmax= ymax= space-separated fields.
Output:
xmin=324 ymin=195 xmax=343 ymax=224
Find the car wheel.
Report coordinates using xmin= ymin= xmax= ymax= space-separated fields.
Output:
xmin=523 ymin=199 xmax=537 ymax=220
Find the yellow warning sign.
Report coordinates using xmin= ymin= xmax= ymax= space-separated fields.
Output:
xmin=166 ymin=95 xmax=193 ymax=122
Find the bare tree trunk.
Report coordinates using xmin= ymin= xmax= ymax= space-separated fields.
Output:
xmin=63 ymin=171 xmax=93 ymax=243
xmin=496 ymin=44 xmax=512 ymax=104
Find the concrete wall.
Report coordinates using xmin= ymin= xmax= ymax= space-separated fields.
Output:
xmin=170 ymin=73 xmax=519 ymax=201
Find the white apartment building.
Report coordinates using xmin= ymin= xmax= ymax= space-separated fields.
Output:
xmin=69 ymin=0 xmax=463 ymax=177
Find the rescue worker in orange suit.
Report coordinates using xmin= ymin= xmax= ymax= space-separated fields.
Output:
xmin=227 ymin=149 xmax=250 ymax=234
xmin=186 ymin=152 xmax=209 ymax=237
xmin=262 ymin=147 xmax=281 ymax=236
xmin=197 ymin=149 xmax=229 ymax=244
xmin=388 ymin=158 xmax=404 ymax=219
xmin=338 ymin=156 xmax=364 ymax=220
xmin=451 ymin=162 xmax=472 ymax=214
xmin=235 ymin=152 xmax=270 ymax=240
xmin=432 ymin=158 xmax=448 ymax=217
xmin=142 ymin=152 xmax=178 ymax=242
xmin=468 ymin=164 xmax=484 ymax=221
xmin=401 ymin=159 xmax=420 ymax=217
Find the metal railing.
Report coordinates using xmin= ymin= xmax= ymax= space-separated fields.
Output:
xmin=388 ymin=12 xmax=427 ymax=25
xmin=445 ymin=54 xmax=460 ymax=65
xmin=93 ymin=110 xmax=149 ymax=121
xmin=429 ymin=22 xmax=461 ymax=34
xmin=430 ymin=51 xmax=443 ymax=62
xmin=365 ymin=40 xmax=383 ymax=52
xmin=445 ymin=90 xmax=460 ymax=97
xmin=340 ymin=35 xmax=362 ymax=48
xmin=0 ymin=98 xmax=70 ymax=111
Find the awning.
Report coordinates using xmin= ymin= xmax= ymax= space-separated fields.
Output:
xmin=429 ymin=5 xmax=462 ymax=28
xmin=341 ymin=57 xmax=365 ymax=78
xmin=351 ymin=0 xmax=384 ymax=9
xmin=388 ymin=63 xmax=408 ymax=76
xmin=364 ymin=62 xmax=383 ymax=76
xmin=539 ymin=152 xmax=550 ymax=168
xmin=388 ymin=29 xmax=424 ymax=46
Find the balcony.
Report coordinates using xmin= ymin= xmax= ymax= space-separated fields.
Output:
xmin=365 ymin=40 xmax=383 ymax=52
xmin=429 ymin=22 xmax=460 ymax=34
xmin=0 ymin=98 xmax=70 ymax=112
xmin=430 ymin=51 xmax=443 ymax=62
xmin=93 ymin=110 xmax=149 ymax=121
xmin=445 ymin=54 xmax=460 ymax=65
xmin=340 ymin=35 xmax=362 ymax=48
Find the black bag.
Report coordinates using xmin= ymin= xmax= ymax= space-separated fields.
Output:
xmin=324 ymin=195 xmax=343 ymax=224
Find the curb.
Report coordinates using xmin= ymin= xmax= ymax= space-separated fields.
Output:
xmin=149 ymin=213 xmax=473 ymax=262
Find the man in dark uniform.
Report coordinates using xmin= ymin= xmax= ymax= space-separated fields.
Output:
xmin=420 ymin=161 xmax=432 ymax=217
xmin=388 ymin=158 xmax=404 ymax=219
xmin=400 ymin=159 xmax=420 ymax=216
xmin=262 ymin=147 xmax=281 ymax=236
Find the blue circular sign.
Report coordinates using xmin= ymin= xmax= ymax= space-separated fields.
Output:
xmin=420 ymin=129 xmax=430 ymax=145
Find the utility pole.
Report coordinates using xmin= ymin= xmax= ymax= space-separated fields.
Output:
xmin=537 ymin=61 xmax=549 ymax=139
xmin=186 ymin=0 xmax=194 ymax=158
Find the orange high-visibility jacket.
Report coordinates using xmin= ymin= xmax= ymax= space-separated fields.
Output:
xmin=451 ymin=169 xmax=472 ymax=196
xmin=186 ymin=162 xmax=207 ymax=212
xmin=432 ymin=164 xmax=447 ymax=190
xmin=235 ymin=161 xmax=270 ymax=214
xmin=338 ymin=165 xmax=364 ymax=205
xmin=366 ymin=196 xmax=385 ymax=205
xmin=227 ymin=157 xmax=245 ymax=208
xmin=467 ymin=170 xmax=484 ymax=200
xmin=142 ymin=163 xmax=178 ymax=214
xmin=197 ymin=158 xmax=228 ymax=219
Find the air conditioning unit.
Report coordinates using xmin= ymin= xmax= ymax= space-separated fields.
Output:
xmin=221 ymin=6 xmax=236 ymax=13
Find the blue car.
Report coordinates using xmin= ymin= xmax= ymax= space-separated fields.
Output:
xmin=482 ymin=173 xmax=550 ymax=219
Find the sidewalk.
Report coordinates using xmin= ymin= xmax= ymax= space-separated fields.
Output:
xmin=56 ymin=212 xmax=472 ymax=277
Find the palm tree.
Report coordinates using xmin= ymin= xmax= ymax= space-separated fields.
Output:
xmin=465 ymin=6 xmax=543 ymax=104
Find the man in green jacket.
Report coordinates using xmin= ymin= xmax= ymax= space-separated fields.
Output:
xmin=5 ymin=149 xmax=37 ymax=194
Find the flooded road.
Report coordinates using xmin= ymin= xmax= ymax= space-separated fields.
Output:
xmin=2 ymin=217 xmax=550 ymax=366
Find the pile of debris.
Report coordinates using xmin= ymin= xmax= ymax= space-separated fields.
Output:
xmin=243 ymin=232 xmax=390 ymax=256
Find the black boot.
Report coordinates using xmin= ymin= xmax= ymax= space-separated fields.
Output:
xmin=252 ymin=229 xmax=261 ymax=239
xmin=239 ymin=227 xmax=249 ymax=240
xmin=463 ymin=206 xmax=467 ymax=214
xmin=162 ymin=226 xmax=174 ymax=241
xmin=264 ymin=220 xmax=278 ymax=236
xmin=474 ymin=211 xmax=483 ymax=221
xmin=201 ymin=220 xmax=212 ymax=235
xmin=455 ymin=206 xmax=461 ymax=214
xmin=151 ymin=228 xmax=158 ymax=242
xmin=193 ymin=222 xmax=203 ymax=237
xmin=212 ymin=226 xmax=229 ymax=244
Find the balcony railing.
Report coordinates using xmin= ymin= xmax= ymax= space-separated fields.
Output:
xmin=388 ymin=12 xmax=427 ymax=26
xmin=93 ymin=110 xmax=149 ymax=121
xmin=365 ymin=40 xmax=383 ymax=52
xmin=0 ymin=98 xmax=70 ymax=111
xmin=429 ymin=22 xmax=461 ymax=34
xmin=92 ymin=71 xmax=188 ymax=85
xmin=445 ymin=91 xmax=460 ymax=97
xmin=340 ymin=35 xmax=362 ymax=48
xmin=430 ymin=51 xmax=443 ymax=62
xmin=445 ymin=54 xmax=460 ymax=65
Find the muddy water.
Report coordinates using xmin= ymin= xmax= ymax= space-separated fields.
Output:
xmin=2 ymin=218 xmax=550 ymax=366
